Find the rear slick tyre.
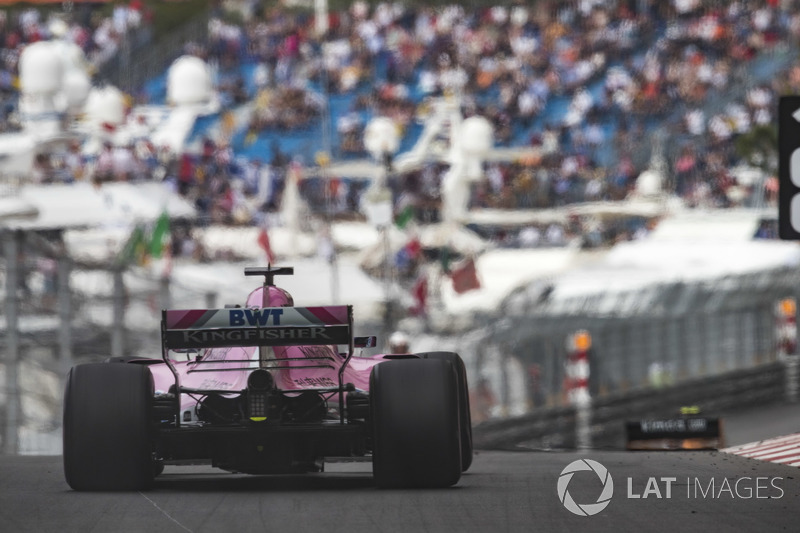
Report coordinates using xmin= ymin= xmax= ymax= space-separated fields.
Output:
xmin=63 ymin=363 xmax=154 ymax=491
xmin=417 ymin=351 xmax=473 ymax=472
xmin=370 ymin=358 xmax=461 ymax=488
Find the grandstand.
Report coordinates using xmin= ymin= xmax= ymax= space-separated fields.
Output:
xmin=0 ymin=1 xmax=796 ymax=309
xmin=128 ymin=2 xmax=790 ymax=216
xmin=1 ymin=2 xmax=792 ymax=205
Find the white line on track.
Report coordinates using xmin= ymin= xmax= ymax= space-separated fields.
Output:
xmin=139 ymin=492 xmax=194 ymax=533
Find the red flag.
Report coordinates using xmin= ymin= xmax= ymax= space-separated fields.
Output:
xmin=451 ymin=257 xmax=481 ymax=294
xmin=410 ymin=274 xmax=427 ymax=316
xmin=405 ymin=237 xmax=421 ymax=260
xmin=257 ymin=227 xmax=275 ymax=264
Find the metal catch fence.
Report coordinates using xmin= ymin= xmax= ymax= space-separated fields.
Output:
xmin=0 ymin=229 xmax=218 ymax=454
xmin=439 ymin=268 xmax=800 ymax=421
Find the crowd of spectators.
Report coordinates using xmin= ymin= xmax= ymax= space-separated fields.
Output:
xmin=196 ymin=1 xmax=800 ymax=227
xmin=2 ymin=1 xmax=800 ymax=255
xmin=0 ymin=2 xmax=151 ymax=133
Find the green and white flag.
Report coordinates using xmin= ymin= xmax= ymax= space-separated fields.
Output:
xmin=149 ymin=210 xmax=170 ymax=259
xmin=394 ymin=205 xmax=414 ymax=229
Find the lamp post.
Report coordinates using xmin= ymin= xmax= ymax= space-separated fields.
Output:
xmin=442 ymin=114 xmax=494 ymax=224
xmin=363 ymin=117 xmax=400 ymax=332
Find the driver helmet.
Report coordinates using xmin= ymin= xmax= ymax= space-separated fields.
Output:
xmin=246 ymin=285 xmax=294 ymax=308
xmin=388 ymin=331 xmax=410 ymax=354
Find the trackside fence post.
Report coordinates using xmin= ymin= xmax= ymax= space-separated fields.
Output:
xmin=58 ymin=255 xmax=73 ymax=388
xmin=786 ymin=356 xmax=800 ymax=403
xmin=205 ymin=291 xmax=217 ymax=309
xmin=111 ymin=267 xmax=125 ymax=358
xmin=159 ymin=275 xmax=171 ymax=312
xmin=3 ymin=229 xmax=21 ymax=454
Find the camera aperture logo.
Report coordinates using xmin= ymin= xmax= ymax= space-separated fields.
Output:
xmin=557 ymin=459 xmax=614 ymax=516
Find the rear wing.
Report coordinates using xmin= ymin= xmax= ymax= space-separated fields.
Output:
xmin=161 ymin=306 xmax=353 ymax=350
xmin=160 ymin=304 xmax=356 ymax=427
xmin=625 ymin=417 xmax=724 ymax=450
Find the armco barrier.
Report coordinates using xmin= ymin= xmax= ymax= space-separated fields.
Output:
xmin=473 ymin=361 xmax=787 ymax=450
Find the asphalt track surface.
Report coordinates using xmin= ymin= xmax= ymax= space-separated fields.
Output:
xmin=2 ymin=402 xmax=799 ymax=533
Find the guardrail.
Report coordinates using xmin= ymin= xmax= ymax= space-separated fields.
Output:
xmin=473 ymin=361 xmax=787 ymax=450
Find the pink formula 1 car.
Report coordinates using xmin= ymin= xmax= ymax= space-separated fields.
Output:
xmin=63 ymin=266 xmax=472 ymax=490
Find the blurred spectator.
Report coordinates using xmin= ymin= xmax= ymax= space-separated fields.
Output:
xmin=64 ymin=141 xmax=87 ymax=182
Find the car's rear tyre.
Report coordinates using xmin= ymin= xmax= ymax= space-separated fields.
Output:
xmin=370 ymin=358 xmax=462 ymax=488
xmin=63 ymin=363 xmax=155 ymax=491
xmin=417 ymin=351 xmax=473 ymax=472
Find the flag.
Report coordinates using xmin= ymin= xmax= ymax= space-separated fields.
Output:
xmin=257 ymin=227 xmax=275 ymax=264
xmin=405 ymin=237 xmax=421 ymax=260
xmin=394 ymin=205 xmax=414 ymax=229
xmin=394 ymin=237 xmax=421 ymax=270
xmin=395 ymin=247 xmax=411 ymax=270
xmin=149 ymin=210 xmax=170 ymax=259
xmin=410 ymin=274 xmax=427 ymax=316
xmin=440 ymin=246 xmax=452 ymax=274
xmin=451 ymin=257 xmax=481 ymax=294
xmin=118 ymin=225 xmax=147 ymax=266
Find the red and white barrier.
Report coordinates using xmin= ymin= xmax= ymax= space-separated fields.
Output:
xmin=566 ymin=330 xmax=592 ymax=450
xmin=566 ymin=330 xmax=591 ymax=407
